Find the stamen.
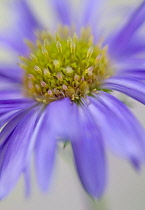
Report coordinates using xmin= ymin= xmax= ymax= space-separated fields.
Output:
xmin=56 ymin=41 xmax=62 ymax=53
xmin=34 ymin=66 xmax=42 ymax=74
xmin=53 ymin=60 xmax=60 ymax=68
xmin=48 ymin=89 xmax=53 ymax=95
xmin=30 ymin=53 xmax=38 ymax=62
xmin=86 ymin=46 xmax=94 ymax=59
xmin=42 ymin=46 xmax=48 ymax=56
xmin=41 ymin=81 xmax=47 ymax=87
xmin=43 ymin=68 xmax=51 ymax=77
xmin=62 ymin=84 xmax=68 ymax=90
xmin=65 ymin=67 xmax=73 ymax=74
xmin=44 ymin=39 xmax=49 ymax=48
xmin=28 ymin=74 xmax=34 ymax=79
xmin=56 ymin=72 xmax=63 ymax=80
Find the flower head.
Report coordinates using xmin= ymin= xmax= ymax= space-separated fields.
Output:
xmin=1 ymin=0 xmax=145 ymax=199
xmin=20 ymin=27 xmax=110 ymax=103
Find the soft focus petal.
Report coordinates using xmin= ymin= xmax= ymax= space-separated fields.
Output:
xmin=77 ymin=0 xmax=105 ymax=41
xmin=80 ymin=0 xmax=105 ymax=26
xmin=23 ymin=166 xmax=31 ymax=197
xmin=0 ymin=65 xmax=23 ymax=83
xmin=0 ymin=88 xmax=25 ymax=100
xmin=116 ymin=58 xmax=145 ymax=71
xmin=102 ymin=76 xmax=145 ymax=104
xmin=119 ymin=37 xmax=145 ymax=57
xmin=50 ymin=0 xmax=72 ymax=25
xmin=89 ymin=92 xmax=145 ymax=167
xmin=0 ymin=0 xmax=41 ymax=54
xmin=0 ymin=106 xmax=40 ymax=199
xmin=117 ymin=69 xmax=145 ymax=80
xmin=122 ymin=58 xmax=145 ymax=68
xmin=72 ymin=105 xmax=106 ymax=198
xmin=0 ymin=65 xmax=24 ymax=100
xmin=109 ymin=1 xmax=145 ymax=58
xmin=0 ymin=98 xmax=35 ymax=109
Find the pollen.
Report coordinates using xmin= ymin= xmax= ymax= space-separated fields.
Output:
xmin=19 ymin=27 xmax=111 ymax=104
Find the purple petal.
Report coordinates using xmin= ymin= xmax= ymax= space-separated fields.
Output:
xmin=0 ymin=80 xmax=20 ymax=88
xmin=0 ymin=108 xmax=35 ymax=146
xmin=119 ymin=37 xmax=145 ymax=57
xmin=109 ymin=1 xmax=145 ymax=58
xmin=72 ymin=105 xmax=106 ymax=198
xmin=0 ymin=98 xmax=35 ymax=109
xmin=23 ymin=166 xmax=31 ymax=197
xmin=0 ymin=0 xmax=41 ymax=54
xmin=0 ymin=110 xmax=18 ymax=129
xmin=46 ymin=98 xmax=78 ymax=141
xmin=102 ymin=76 xmax=145 ymax=104
xmin=50 ymin=0 xmax=72 ymax=25
xmin=117 ymin=58 xmax=145 ymax=69
xmin=0 ymin=65 xmax=23 ymax=83
xmin=34 ymin=111 xmax=56 ymax=191
xmin=117 ymin=69 xmax=145 ymax=80
xmin=77 ymin=0 xmax=105 ymax=41
xmin=0 ymin=99 xmax=36 ymax=132
xmin=0 ymin=88 xmax=25 ymax=100
xmin=80 ymin=0 xmax=105 ymax=26
xmin=89 ymin=92 xmax=145 ymax=165
xmin=0 ymin=106 xmax=40 ymax=199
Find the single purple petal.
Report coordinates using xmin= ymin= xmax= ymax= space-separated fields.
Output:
xmin=89 ymin=92 xmax=145 ymax=165
xmin=0 ymin=0 xmax=41 ymax=54
xmin=47 ymin=98 xmax=77 ymax=141
xmin=0 ymin=106 xmax=40 ymax=199
xmin=102 ymin=76 xmax=145 ymax=104
xmin=34 ymin=111 xmax=56 ymax=191
xmin=50 ymin=0 xmax=72 ymax=25
xmin=109 ymin=1 xmax=145 ymax=58
xmin=72 ymin=105 xmax=106 ymax=198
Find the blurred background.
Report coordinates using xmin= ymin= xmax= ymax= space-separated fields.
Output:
xmin=0 ymin=0 xmax=145 ymax=209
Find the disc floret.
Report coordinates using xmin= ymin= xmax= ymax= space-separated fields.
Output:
xmin=20 ymin=27 xmax=110 ymax=104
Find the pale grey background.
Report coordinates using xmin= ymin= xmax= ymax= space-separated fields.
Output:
xmin=0 ymin=0 xmax=145 ymax=209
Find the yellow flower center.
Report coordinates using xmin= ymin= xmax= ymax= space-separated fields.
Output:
xmin=19 ymin=26 xmax=111 ymax=104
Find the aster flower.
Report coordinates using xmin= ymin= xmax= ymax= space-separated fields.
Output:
xmin=0 ymin=0 xmax=145 ymax=200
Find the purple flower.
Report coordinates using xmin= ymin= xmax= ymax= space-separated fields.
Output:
xmin=0 ymin=0 xmax=145 ymax=199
